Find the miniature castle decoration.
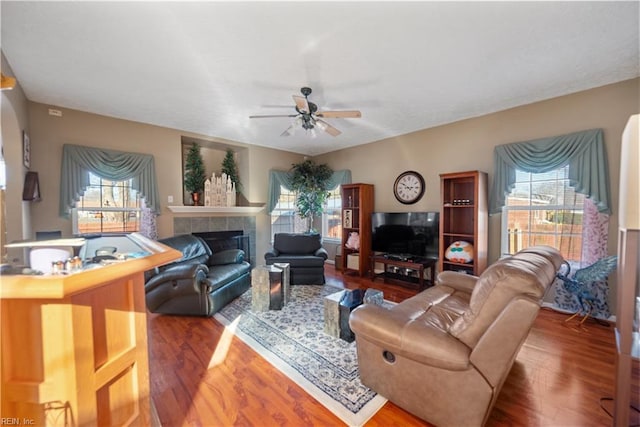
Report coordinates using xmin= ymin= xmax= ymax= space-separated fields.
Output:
xmin=204 ymin=172 xmax=237 ymax=207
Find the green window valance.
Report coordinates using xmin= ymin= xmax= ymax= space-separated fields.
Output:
xmin=267 ymin=169 xmax=352 ymax=214
xmin=60 ymin=144 xmax=161 ymax=218
xmin=489 ymin=128 xmax=611 ymax=215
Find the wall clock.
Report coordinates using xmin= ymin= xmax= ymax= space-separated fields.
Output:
xmin=393 ymin=171 xmax=425 ymax=204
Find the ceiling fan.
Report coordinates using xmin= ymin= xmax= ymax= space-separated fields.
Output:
xmin=249 ymin=87 xmax=361 ymax=137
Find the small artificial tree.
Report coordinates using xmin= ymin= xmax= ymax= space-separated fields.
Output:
xmin=289 ymin=159 xmax=334 ymax=233
xmin=184 ymin=143 xmax=206 ymax=205
xmin=221 ymin=148 xmax=242 ymax=193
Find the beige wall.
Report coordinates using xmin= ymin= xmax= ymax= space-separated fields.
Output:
xmin=25 ymin=102 xmax=303 ymax=261
xmin=179 ymin=137 xmax=249 ymax=205
xmin=1 ymin=52 xmax=31 ymax=264
xmin=4 ymin=67 xmax=637 ymax=312
xmin=316 ymin=77 xmax=639 ymax=308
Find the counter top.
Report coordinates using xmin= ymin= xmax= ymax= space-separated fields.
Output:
xmin=1 ymin=233 xmax=181 ymax=299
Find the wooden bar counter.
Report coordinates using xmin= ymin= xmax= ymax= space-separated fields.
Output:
xmin=1 ymin=233 xmax=181 ymax=426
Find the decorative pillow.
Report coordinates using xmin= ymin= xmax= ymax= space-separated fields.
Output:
xmin=345 ymin=232 xmax=360 ymax=250
xmin=445 ymin=241 xmax=474 ymax=263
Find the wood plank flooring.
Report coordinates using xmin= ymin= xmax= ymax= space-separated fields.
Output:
xmin=147 ymin=264 xmax=635 ymax=426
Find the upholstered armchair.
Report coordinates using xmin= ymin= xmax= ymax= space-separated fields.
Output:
xmin=349 ymin=246 xmax=563 ymax=427
xmin=264 ymin=233 xmax=328 ymax=285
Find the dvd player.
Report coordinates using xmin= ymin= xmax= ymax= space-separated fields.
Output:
xmin=384 ymin=253 xmax=414 ymax=262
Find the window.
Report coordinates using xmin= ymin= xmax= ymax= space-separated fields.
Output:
xmin=270 ymin=186 xmax=306 ymax=240
xmin=73 ymin=173 xmax=141 ymax=234
xmin=270 ymin=185 xmax=343 ymax=241
xmin=322 ymin=187 xmax=342 ymax=241
xmin=502 ymin=165 xmax=584 ymax=262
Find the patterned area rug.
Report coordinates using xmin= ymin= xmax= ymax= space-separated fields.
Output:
xmin=214 ymin=285 xmax=388 ymax=426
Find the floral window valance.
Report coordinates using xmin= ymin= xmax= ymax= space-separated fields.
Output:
xmin=59 ymin=144 xmax=161 ymax=218
xmin=267 ymin=169 xmax=352 ymax=214
xmin=489 ymin=128 xmax=611 ymax=215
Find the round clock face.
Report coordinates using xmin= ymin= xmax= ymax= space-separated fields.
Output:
xmin=393 ymin=171 xmax=425 ymax=204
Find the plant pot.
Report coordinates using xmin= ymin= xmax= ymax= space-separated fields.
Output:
xmin=191 ymin=192 xmax=200 ymax=206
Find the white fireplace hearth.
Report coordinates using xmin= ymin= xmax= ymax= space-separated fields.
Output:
xmin=167 ymin=205 xmax=264 ymax=214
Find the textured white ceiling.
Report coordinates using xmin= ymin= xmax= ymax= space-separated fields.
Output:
xmin=2 ymin=2 xmax=639 ymax=156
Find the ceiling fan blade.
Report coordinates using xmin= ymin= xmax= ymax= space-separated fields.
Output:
xmin=280 ymin=125 xmax=295 ymax=137
xmin=293 ymin=95 xmax=309 ymax=113
xmin=316 ymin=110 xmax=362 ymax=119
xmin=316 ymin=119 xmax=341 ymax=137
xmin=249 ymin=114 xmax=297 ymax=119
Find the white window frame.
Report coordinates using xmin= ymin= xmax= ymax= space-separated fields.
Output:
xmin=501 ymin=165 xmax=584 ymax=262
xmin=270 ymin=186 xmax=306 ymax=241
xmin=270 ymin=186 xmax=344 ymax=242
xmin=322 ymin=187 xmax=342 ymax=242
xmin=72 ymin=173 xmax=141 ymax=235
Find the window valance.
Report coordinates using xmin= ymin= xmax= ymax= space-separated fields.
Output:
xmin=60 ymin=144 xmax=161 ymax=217
xmin=267 ymin=169 xmax=351 ymax=214
xmin=489 ymin=128 xmax=611 ymax=215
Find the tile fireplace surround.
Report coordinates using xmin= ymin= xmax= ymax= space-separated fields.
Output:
xmin=173 ymin=216 xmax=257 ymax=267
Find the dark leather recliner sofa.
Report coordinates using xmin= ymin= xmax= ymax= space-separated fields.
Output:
xmin=264 ymin=233 xmax=328 ymax=285
xmin=145 ymin=234 xmax=251 ymax=316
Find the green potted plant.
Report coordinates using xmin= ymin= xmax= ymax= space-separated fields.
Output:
xmin=289 ymin=159 xmax=333 ymax=233
xmin=184 ymin=143 xmax=207 ymax=205
xmin=221 ymin=148 xmax=242 ymax=194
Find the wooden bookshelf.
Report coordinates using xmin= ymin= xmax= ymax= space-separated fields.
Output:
xmin=439 ymin=171 xmax=488 ymax=276
xmin=340 ymin=183 xmax=374 ymax=276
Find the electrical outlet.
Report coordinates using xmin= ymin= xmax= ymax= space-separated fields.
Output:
xmin=167 ymin=195 xmax=174 ymax=203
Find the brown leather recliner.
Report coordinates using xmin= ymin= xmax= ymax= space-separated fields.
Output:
xmin=349 ymin=246 xmax=563 ymax=427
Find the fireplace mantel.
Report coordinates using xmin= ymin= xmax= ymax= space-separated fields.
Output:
xmin=167 ymin=205 xmax=264 ymax=215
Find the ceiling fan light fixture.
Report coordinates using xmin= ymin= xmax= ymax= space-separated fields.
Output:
xmin=302 ymin=117 xmax=314 ymax=130
xmin=249 ymin=87 xmax=361 ymax=138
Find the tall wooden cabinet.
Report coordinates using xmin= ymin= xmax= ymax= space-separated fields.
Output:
xmin=439 ymin=171 xmax=488 ymax=276
xmin=341 ymin=183 xmax=374 ymax=276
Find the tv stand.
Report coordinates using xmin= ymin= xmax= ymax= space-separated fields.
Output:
xmin=384 ymin=253 xmax=414 ymax=262
xmin=371 ymin=254 xmax=436 ymax=290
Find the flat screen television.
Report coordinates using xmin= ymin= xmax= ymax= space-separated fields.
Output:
xmin=371 ymin=212 xmax=440 ymax=260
